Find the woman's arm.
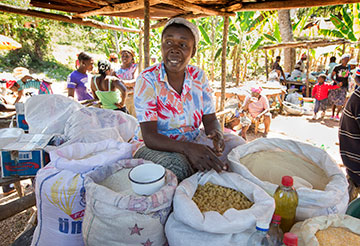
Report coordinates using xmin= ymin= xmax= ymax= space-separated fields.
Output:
xmin=113 ymin=79 xmax=127 ymax=107
xmin=140 ymin=121 xmax=225 ymax=172
xmin=14 ymin=90 xmax=23 ymax=104
xmin=90 ymin=77 xmax=99 ymax=101
xmin=202 ymin=113 xmax=225 ymax=155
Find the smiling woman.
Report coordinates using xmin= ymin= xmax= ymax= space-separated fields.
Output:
xmin=132 ymin=18 xmax=245 ymax=182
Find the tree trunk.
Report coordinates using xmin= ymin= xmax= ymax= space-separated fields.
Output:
xmin=110 ymin=17 xmax=120 ymax=54
xmin=278 ymin=9 xmax=295 ymax=73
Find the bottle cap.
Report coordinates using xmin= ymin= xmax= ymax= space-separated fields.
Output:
xmin=283 ymin=232 xmax=298 ymax=246
xmin=281 ymin=176 xmax=293 ymax=187
xmin=255 ymin=221 xmax=270 ymax=231
xmin=271 ymin=214 xmax=281 ymax=224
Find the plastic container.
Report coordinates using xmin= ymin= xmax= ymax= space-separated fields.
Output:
xmin=274 ymin=176 xmax=298 ymax=233
xmin=247 ymin=222 xmax=271 ymax=246
xmin=281 ymin=232 xmax=298 ymax=246
xmin=268 ymin=214 xmax=283 ymax=246
xmin=128 ymin=163 xmax=166 ymax=195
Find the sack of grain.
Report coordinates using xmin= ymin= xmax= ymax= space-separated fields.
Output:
xmin=290 ymin=214 xmax=360 ymax=246
xmin=64 ymin=107 xmax=138 ymax=144
xmin=165 ymin=170 xmax=275 ymax=246
xmin=82 ymin=159 xmax=177 ymax=246
xmin=228 ymin=138 xmax=349 ymax=221
xmin=31 ymin=140 xmax=132 ymax=246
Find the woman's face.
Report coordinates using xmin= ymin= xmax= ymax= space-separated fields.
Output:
xmin=121 ymin=51 xmax=133 ymax=65
xmin=82 ymin=59 xmax=94 ymax=72
xmin=161 ymin=25 xmax=195 ymax=74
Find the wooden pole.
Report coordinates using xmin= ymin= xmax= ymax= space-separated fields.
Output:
xmin=0 ymin=192 xmax=35 ymax=221
xmin=343 ymin=43 xmax=346 ymax=55
xmin=110 ymin=17 xmax=120 ymax=54
xmin=220 ymin=16 xmax=229 ymax=129
xmin=0 ymin=3 xmax=141 ymax=33
xmin=306 ymin=47 xmax=310 ymax=97
xmin=138 ymin=20 xmax=144 ymax=72
xmin=239 ymin=0 xmax=360 ymax=12
xmin=265 ymin=49 xmax=269 ymax=81
xmin=144 ymin=0 xmax=150 ymax=69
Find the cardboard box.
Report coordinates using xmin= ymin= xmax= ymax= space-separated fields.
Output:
xmin=15 ymin=103 xmax=29 ymax=131
xmin=1 ymin=134 xmax=52 ymax=177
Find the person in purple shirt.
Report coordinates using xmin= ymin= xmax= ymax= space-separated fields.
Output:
xmin=67 ymin=52 xmax=94 ymax=101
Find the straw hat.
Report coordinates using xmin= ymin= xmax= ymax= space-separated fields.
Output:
xmin=12 ymin=67 xmax=30 ymax=80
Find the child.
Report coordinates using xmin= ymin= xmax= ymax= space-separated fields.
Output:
xmin=312 ymin=74 xmax=342 ymax=120
xmin=6 ymin=73 xmax=53 ymax=104
xmin=224 ymin=109 xmax=251 ymax=141
xmin=67 ymin=52 xmax=94 ymax=101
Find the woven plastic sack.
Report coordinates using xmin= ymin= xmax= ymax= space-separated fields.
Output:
xmin=228 ymin=138 xmax=349 ymax=221
xmin=165 ymin=170 xmax=275 ymax=246
xmin=25 ymin=94 xmax=82 ymax=134
xmin=82 ymin=159 xmax=177 ymax=246
xmin=290 ymin=214 xmax=360 ymax=246
xmin=31 ymin=140 xmax=132 ymax=246
xmin=64 ymin=107 xmax=138 ymax=143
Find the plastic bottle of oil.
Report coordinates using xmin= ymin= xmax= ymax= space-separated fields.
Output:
xmin=274 ymin=176 xmax=298 ymax=233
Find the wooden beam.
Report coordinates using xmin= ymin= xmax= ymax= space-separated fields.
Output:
xmin=220 ymin=16 xmax=229 ymax=129
xmin=161 ymin=0 xmax=235 ymax=16
xmin=222 ymin=3 xmax=243 ymax=12
xmin=0 ymin=192 xmax=35 ymax=221
xmin=240 ymin=0 xmax=360 ymax=12
xmin=150 ymin=13 xmax=207 ymax=29
xmin=144 ymin=0 xmax=150 ymax=68
xmin=74 ymin=0 xmax=161 ymax=18
xmin=260 ymin=39 xmax=350 ymax=50
xmin=0 ymin=3 xmax=140 ymax=33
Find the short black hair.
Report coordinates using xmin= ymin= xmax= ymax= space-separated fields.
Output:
xmin=98 ymin=60 xmax=111 ymax=75
xmin=78 ymin=52 xmax=92 ymax=62
xmin=276 ymin=56 xmax=281 ymax=60
xmin=330 ymin=56 xmax=336 ymax=63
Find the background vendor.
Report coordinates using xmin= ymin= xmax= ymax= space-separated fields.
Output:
xmin=6 ymin=70 xmax=53 ymax=104
xmin=67 ymin=52 xmax=94 ymax=101
xmin=133 ymin=18 xmax=245 ymax=181
xmin=241 ymin=87 xmax=271 ymax=139
xmin=115 ymin=46 xmax=138 ymax=116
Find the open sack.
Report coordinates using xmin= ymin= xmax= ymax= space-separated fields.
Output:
xmin=290 ymin=214 xmax=360 ymax=246
xmin=31 ymin=140 xmax=132 ymax=246
xmin=165 ymin=170 xmax=275 ymax=246
xmin=82 ymin=159 xmax=177 ymax=246
xmin=228 ymin=138 xmax=349 ymax=221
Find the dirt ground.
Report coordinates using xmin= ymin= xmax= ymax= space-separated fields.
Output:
xmin=247 ymin=110 xmax=342 ymax=165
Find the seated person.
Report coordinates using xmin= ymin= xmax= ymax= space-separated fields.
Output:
xmin=132 ymin=18 xmax=245 ymax=182
xmin=90 ymin=60 xmax=128 ymax=113
xmin=285 ymin=87 xmax=303 ymax=105
xmin=6 ymin=74 xmax=53 ymax=104
xmin=289 ymin=64 xmax=303 ymax=81
xmin=241 ymin=87 xmax=271 ymax=139
xmin=67 ymin=52 xmax=94 ymax=101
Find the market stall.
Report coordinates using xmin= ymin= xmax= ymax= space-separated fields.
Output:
xmin=1 ymin=1 xmax=360 ymax=246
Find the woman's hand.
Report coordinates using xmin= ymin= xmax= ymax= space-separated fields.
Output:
xmin=207 ymin=129 xmax=225 ymax=156
xmin=115 ymin=102 xmax=125 ymax=108
xmin=183 ymin=142 xmax=226 ymax=172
